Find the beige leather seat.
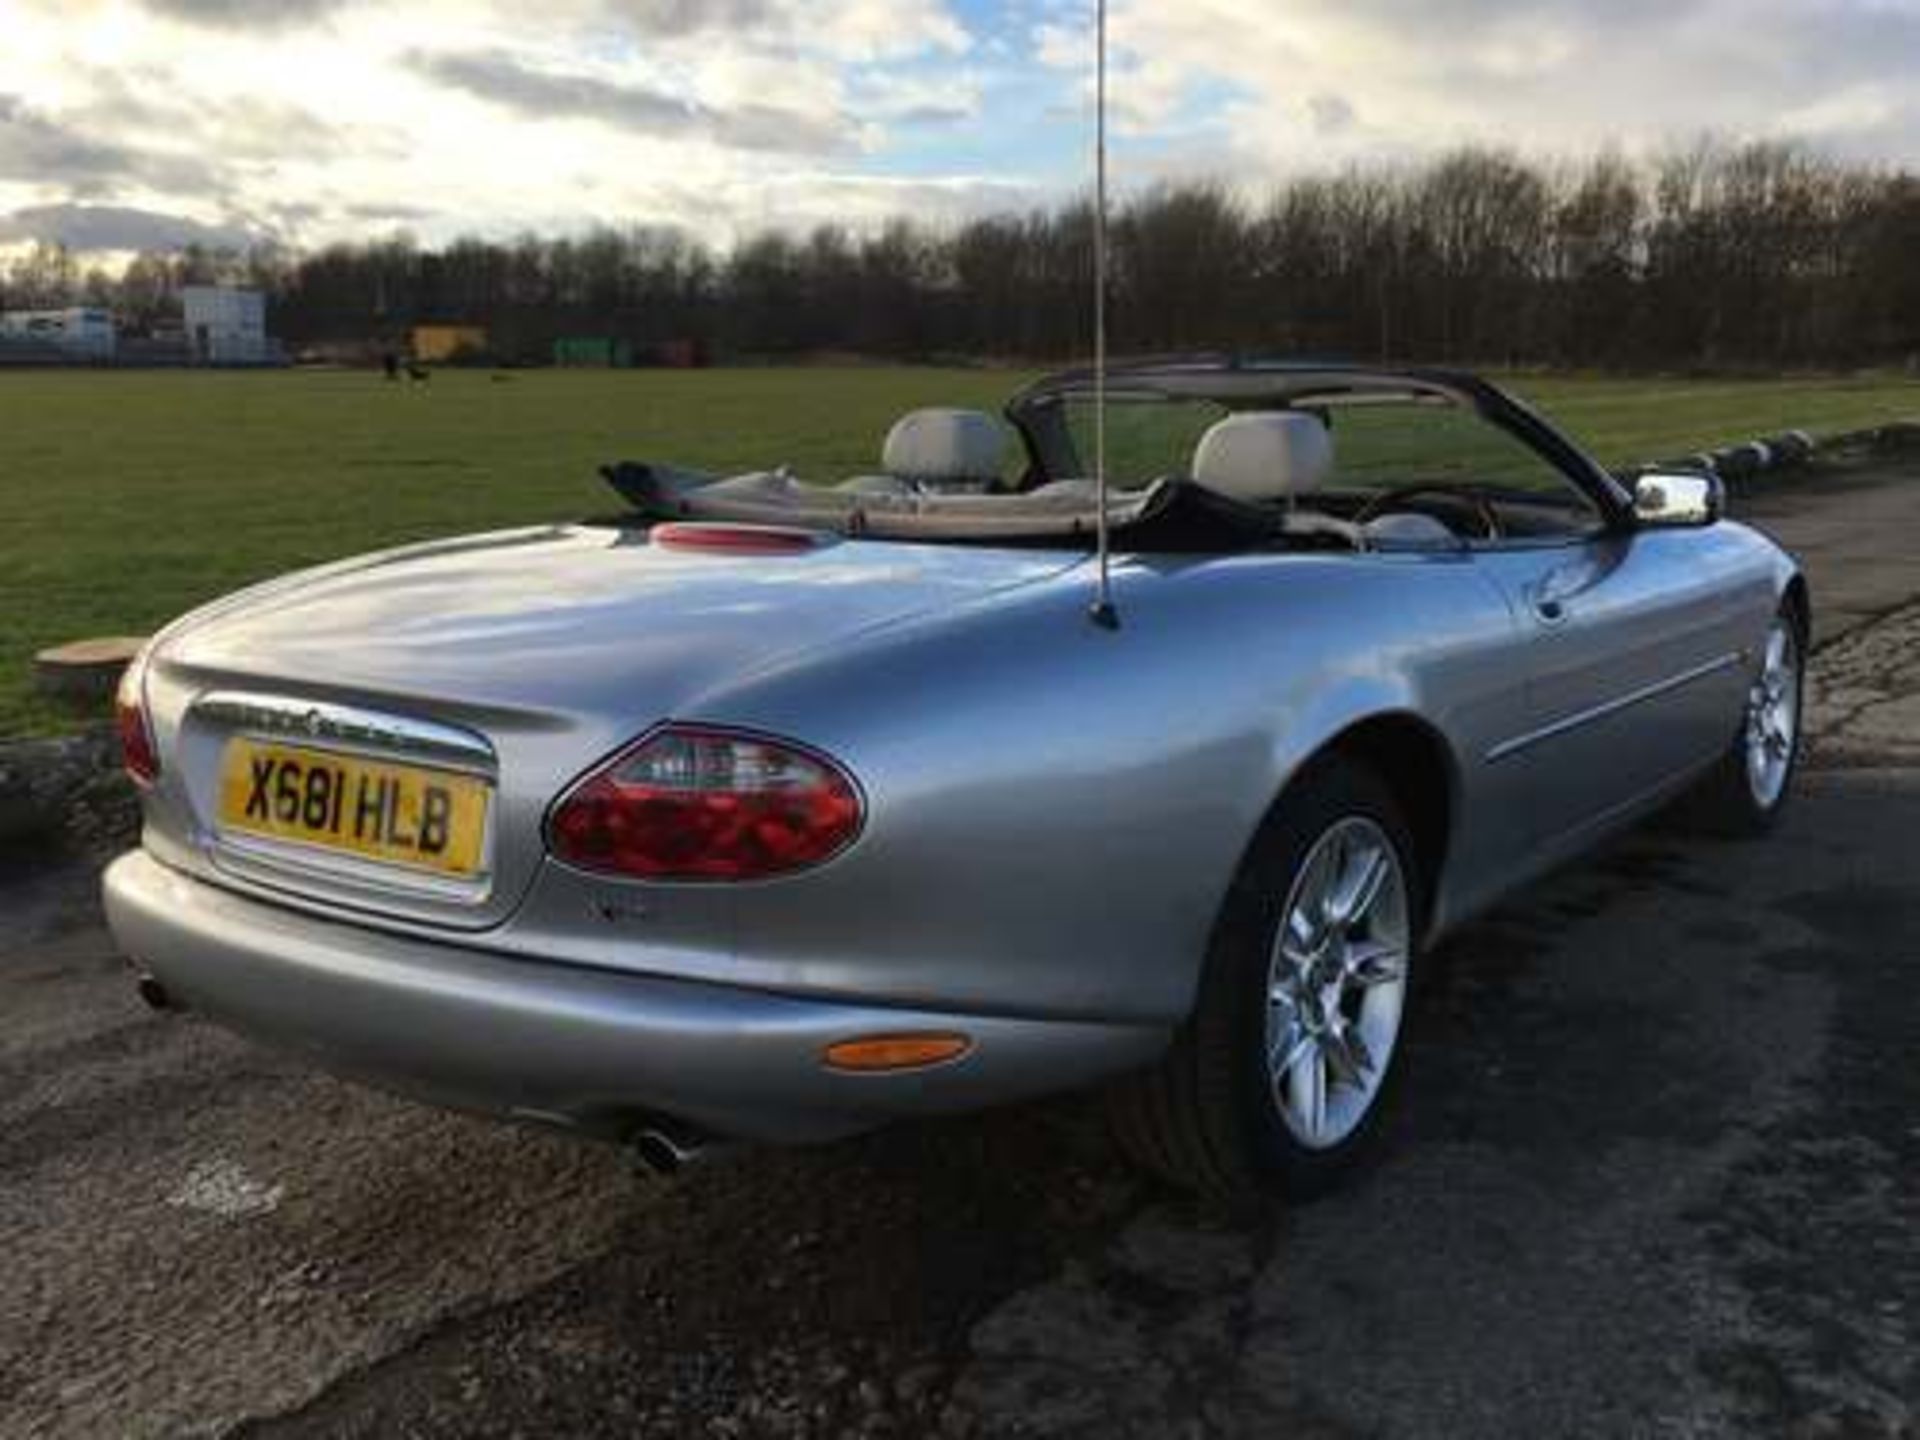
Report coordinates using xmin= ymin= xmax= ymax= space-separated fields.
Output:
xmin=1188 ymin=412 xmax=1456 ymax=548
xmin=1192 ymin=411 xmax=1373 ymax=549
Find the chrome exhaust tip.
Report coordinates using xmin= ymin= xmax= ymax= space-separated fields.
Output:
xmin=133 ymin=971 xmax=174 ymax=1012
xmin=628 ymin=1119 xmax=722 ymax=1176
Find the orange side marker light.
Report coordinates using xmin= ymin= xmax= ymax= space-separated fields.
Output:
xmin=822 ymin=1033 xmax=972 ymax=1073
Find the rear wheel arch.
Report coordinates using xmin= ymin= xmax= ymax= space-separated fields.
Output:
xmin=1114 ymin=740 xmax=1438 ymax=1197
xmin=1290 ymin=712 xmax=1457 ymax=927
xmin=1212 ymin=711 xmax=1458 ymax=950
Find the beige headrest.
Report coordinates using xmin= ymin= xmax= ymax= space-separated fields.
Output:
xmin=881 ymin=408 xmax=1007 ymax=488
xmin=1192 ymin=412 xmax=1333 ymax=502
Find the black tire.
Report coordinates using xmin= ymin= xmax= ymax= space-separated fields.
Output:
xmin=1109 ymin=754 xmax=1424 ymax=1201
xmin=1676 ymin=602 xmax=1806 ymax=838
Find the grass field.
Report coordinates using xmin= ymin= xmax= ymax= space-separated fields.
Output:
xmin=3 ymin=365 xmax=1917 ymax=737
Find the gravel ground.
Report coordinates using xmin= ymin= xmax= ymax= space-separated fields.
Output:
xmin=1805 ymin=597 xmax=1920 ymax=770
xmin=3 ymin=456 xmax=1918 ymax=1438
xmin=941 ymin=763 xmax=1920 ymax=1437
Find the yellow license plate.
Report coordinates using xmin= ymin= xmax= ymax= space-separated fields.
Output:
xmin=218 ymin=740 xmax=491 ymax=878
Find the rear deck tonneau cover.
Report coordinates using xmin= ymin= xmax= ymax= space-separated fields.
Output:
xmin=599 ymin=461 xmax=1289 ymax=550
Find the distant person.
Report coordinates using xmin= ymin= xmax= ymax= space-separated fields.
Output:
xmin=382 ymin=350 xmax=399 ymax=382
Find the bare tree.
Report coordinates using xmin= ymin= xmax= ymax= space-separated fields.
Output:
xmin=63 ymin=142 xmax=1920 ymax=369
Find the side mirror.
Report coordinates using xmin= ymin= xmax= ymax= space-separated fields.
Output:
xmin=1633 ymin=471 xmax=1723 ymax=528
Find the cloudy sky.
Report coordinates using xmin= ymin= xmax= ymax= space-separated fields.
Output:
xmin=2 ymin=0 xmax=1917 ymax=259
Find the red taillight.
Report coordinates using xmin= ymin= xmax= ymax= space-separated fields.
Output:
xmin=115 ymin=664 xmax=158 ymax=786
xmin=548 ymin=726 xmax=863 ymax=881
xmin=651 ymin=523 xmax=824 ymax=555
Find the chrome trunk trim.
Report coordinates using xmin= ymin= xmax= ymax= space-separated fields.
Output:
xmin=192 ymin=691 xmax=497 ymax=773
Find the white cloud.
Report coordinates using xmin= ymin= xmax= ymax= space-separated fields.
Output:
xmin=401 ymin=47 xmax=860 ymax=155
xmin=1066 ymin=0 xmax=1920 ymax=174
xmin=851 ymin=69 xmax=984 ymax=126
xmin=586 ymin=0 xmax=970 ymax=61
xmin=0 ymin=200 xmax=264 ymax=250
xmin=2 ymin=0 xmax=1918 ymax=259
xmin=0 ymin=0 xmax=983 ymax=250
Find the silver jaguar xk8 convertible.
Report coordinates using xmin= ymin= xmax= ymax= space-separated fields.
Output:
xmin=104 ymin=359 xmax=1807 ymax=1195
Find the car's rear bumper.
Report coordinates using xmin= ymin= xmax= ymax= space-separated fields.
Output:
xmin=103 ymin=850 xmax=1169 ymax=1144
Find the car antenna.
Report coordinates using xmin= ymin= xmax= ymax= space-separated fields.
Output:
xmin=1087 ymin=0 xmax=1120 ymax=631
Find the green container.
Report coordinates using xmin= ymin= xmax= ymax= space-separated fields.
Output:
xmin=553 ymin=337 xmax=633 ymax=368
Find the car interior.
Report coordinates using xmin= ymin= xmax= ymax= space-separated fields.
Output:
xmin=838 ymin=400 xmax=1603 ymax=548
xmin=606 ymin=379 xmax=1608 ymax=551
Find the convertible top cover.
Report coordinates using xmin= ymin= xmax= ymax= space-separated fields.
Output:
xmin=599 ymin=460 xmax=1292 ymax=551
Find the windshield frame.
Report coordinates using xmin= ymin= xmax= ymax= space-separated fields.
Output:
xmin=1005 ymin=358 xmax=1635 ymax=529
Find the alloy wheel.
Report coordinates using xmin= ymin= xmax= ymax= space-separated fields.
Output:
xmin=1263 ymin=816 xmax=1411 ymax=1150
xmin=1745 ymin=618 xmax=1800 ymax=809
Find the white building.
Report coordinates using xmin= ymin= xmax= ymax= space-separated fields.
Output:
xmin=0 ymin=308 xmax=116 ymax=360
xmin=181 ymin=286 xmax=269 ymax=365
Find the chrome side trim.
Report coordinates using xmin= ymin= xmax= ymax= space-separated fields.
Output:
xmin=192 ymin=691 xmax=497 ymax=772
xmin=1484 ymin=650 xmax=1747 ymax=764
